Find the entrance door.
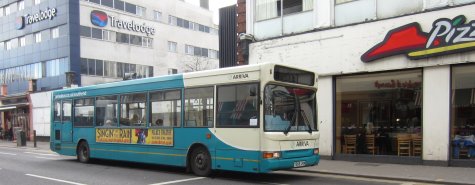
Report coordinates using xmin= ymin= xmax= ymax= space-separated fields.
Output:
xmin=60 ymin=100 xmax=73 ymax=143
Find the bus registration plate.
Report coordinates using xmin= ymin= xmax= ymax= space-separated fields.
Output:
xmin=293 ymin=161 xmax=306 ymax=167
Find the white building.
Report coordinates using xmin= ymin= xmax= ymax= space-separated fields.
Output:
xmin=244 ymin=0 xmax=475 ymax=167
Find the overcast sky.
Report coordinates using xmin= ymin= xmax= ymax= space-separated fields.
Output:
xmin=184 ymin=0 xmax=237 ymax=24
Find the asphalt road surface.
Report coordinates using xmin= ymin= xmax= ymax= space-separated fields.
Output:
xmin=0 ymin=146 xmax=433 ymax=185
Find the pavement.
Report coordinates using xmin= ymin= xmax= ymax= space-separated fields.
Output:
xmin=1 ymin=140 xmax=474 ymax=184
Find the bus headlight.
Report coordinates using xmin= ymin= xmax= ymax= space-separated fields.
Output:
xmin=263 ymin=151 xmax=281 ymax=159
xmin=314 ymin=148 xmax=319 ymax=155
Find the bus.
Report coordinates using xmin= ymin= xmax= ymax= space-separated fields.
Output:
xmin=50 ymin=63 xmax=319 ymax=176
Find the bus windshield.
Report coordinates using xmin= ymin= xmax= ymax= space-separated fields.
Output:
xmin=264 ymin=84 xmax=317 ymax=133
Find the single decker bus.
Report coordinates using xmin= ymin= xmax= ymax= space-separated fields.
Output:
xmin=51 ymin=63 xmax=319 ymax=176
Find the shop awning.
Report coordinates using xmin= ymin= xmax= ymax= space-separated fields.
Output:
xmin=0 ymin=103 xmax=29 ymax=111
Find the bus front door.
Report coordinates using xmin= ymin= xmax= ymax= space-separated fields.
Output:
xmin=60 ymin=100 xmax=73 ymax=143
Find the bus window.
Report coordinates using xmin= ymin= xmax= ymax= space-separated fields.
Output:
xmin=96 ymin=95 xmax=118 ymax=127
xmin=150 ymin=90 xmax=181 ymax=127
xmin=120 ymin=93 xmax=147 ymax=127
xmin=217 ymin=83 xmax=259 ymax=127
xmin=74 ymin=98 xmax=94 ymax=127
xmin=62 ymin=100 xmax=72 ymax=122
xmin=184 ymin=87 xmax=214 ymax=127
xmin=54 ymin=101 xmax=61 ymax=122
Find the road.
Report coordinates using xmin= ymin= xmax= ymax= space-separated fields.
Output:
xmin=0 ymin=146 xmax=433 ymax=185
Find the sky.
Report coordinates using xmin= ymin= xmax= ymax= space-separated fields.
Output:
xmin=184 ymin=0 xmax=237 ymax=24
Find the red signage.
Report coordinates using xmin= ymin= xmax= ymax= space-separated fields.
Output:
xmin=361 ymin=15 xmax=475 ymax=62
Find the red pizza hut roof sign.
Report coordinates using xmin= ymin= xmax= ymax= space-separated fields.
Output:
xmin=361 ymin=15 xmax=475 ymax=62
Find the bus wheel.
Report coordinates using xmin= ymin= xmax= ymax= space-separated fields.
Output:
xmin=77 ymin=141 xmax=90 ymax=163
xmin=190 ymin=147 xmax=211 ymax=176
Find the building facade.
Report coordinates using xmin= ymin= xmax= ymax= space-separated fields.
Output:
xmin=0 ymin=0 xmax=218 ymax=140
xmin=245 ymin=0 xmax=475 ymax=167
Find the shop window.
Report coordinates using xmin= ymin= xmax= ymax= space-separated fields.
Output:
xmin=451 ymin=65 xmax=475 ymax=160
xmin=335 ymin=70 xmax=422 ymax=156
xmin=74 ymin=99 xmax=94 ymax=127
xmin=217 ymin=83 xmax=259 ymax=127
xmin=184 ymin=87 xmax=214 ymax=127
xmin=120 ymin=93 xmax=147 ymax=127
xmin=96 ymin=96 xmax=118 ymax=127
xmin=150 ymin=90 xmax=181 ymax=127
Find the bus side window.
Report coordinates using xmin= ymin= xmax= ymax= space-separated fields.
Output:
xmin=74 ymin=98 xmax=94 ymax=127
xmin=217 ymin=83 xmax=259 ymax=127
xmin=62 ymin=100 xmax=72 ymax=122
xmin=184 ymin=87 xmax=214 ymax=127
xmin=54 ymin=101 xmax=61 ymax=122
xmin=96 ymin=95 xmax=118 ymax=127
xmin=150 ymin=90 xmax=182 ymax=127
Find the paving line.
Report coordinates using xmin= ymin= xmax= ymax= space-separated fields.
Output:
xmin=35 ymin=156 xmax=58 ymax=160
xmin=149 ymin=177 xmax=206 ymax=185
xmin=24 ymin=152 xmax=59 ymax=156
xmin=25 ymin=174 xmax=87 ymax=185
xmin=0 ymin=152 xmax=17 ymax=155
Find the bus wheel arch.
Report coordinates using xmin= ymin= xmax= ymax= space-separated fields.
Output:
xmin=77 ymin=139 xmax=91 ymax=163
xmin=187 ymin=143 xmax=212 ymax=176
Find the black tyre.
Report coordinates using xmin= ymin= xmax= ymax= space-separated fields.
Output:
xmin=190 ymin=147 xmax=211 ymax=176
xmin=77 ymin=141 xmax=90 ymax=163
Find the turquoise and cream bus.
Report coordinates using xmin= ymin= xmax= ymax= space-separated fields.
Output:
xmin=51 ymin=63 xmax=319 ymax=176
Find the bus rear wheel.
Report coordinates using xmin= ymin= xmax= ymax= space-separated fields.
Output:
xmin=190 ymin=147 xmax=211 ymax=176
xmin=77 ymin=141 xmax=90 ymax=163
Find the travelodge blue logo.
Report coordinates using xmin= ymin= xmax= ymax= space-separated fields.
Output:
xmin=91 ymin=10 xmax=108 ymax=27
xmin=16 ymin=16 xmax=25 ymax=30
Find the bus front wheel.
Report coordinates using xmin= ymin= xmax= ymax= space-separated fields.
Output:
xmin=77 ymin=141 xmax=90 ymax=163
xmin=190 ymin=147 xmax=211 ymax=176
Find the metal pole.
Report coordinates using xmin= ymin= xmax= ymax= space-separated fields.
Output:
xmin=33 ymin=130 xmax=37 ymax=148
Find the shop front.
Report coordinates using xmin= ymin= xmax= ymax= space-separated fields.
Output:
xmin=335 ymin=70 xmax=423 ymax=163
xmin=451 ymin=64 xmax=475 ymax=166
xmin=0 ymin=94 xmax=31 ymax=141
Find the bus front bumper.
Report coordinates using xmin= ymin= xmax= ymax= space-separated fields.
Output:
xmin=260 ymin=154 xmax=320 ymax=173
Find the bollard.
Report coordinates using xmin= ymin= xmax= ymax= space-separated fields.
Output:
xmin=34 ymin=130 xmax=37 ymax=148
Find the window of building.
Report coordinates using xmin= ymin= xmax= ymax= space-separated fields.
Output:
xmin=101 ymin=0 xmax=114 ymax=8
xmin=201 ymin=48 xmax=208 ymax=57
xmin=130 ymin=35 xmax=142 ymax=46
xmin=168 ymin=68 xmax=177 ymax=75
xmin=18 ymin=0 xmax=25 ymax=11
xmin=168 ymin=15 xmax=177 ymax=26
xmin=142 ymin=37 xmax=153 ymax=48
xmin=89 ymin=0 xmax=100 ymax=4
xmin=43 ymin=58 xmax=69 ymax=77
xmin=0 ymin=42 xmax=4 ymax=50
xmin=81 ymin=58 xmax=88 ymax=75
xmin=185 ymin=45 xmax=194 ymax=55
xmin=95 ymin=60 xmax=103 ymax=76
xmin=125 ymin=2 xmax=136 ymax=14
xmin=136 ymin=6 xmax=145 ymax=16
xmin=51 ymin=27 xmax=59 ymax=39
xmin=5 ymin=40 xmax=11 ymax=50
xmin=120 ymin=93 xmax=147 ymax=127
xmin=19 ymin=36 xmax=26 ymax=47
xmin=184 ymin=87 xmax=214 ymax=127
xmin=154 ymin=11 xmax=162 ymax=22
xmin=335 ymin=69 xmax=422 ymax=156
xmin=209 ymin=50 xmax=218 ymax=59
xmin=451 ymin=65 xmax=475 ymax=160
xmin=80 ymin=26 xmax=91 ymax=37
xmin=168 ymin=41 xmax=177 ymax=52
xmin=335 ymin=0 xmax=355 ymax=4
xmin=150 ymin=90 xmax=182 ymax=127
xmin=256 ymin=0 xmax=313 ymax=21
xmin=116 ymin=32 xmax=129 ymax=44
xmin=91 ymin=27 xmax=103 ymax=39
xmin=87 ymin=59 xmax=95 ymax=75
xmin=74 ymin=98 xmax=95 ymax=127
xmin=114 ymin=0 xmax=124 ymax=11
xmin=5 ymin=5 xmax=10 ymax=16
xmin=0 ymin=7 xmax=4 ymax=17
xmin=96 ymin=95 xmax=118 ymax=127
xmin=34 ymin=32 xmax=41 ymax=43
xmin=102 ymin=30 xmax=114 ymax=41
xmin=217 ymin=83 xmax=259 ymax=127
xmin=34 ymin=0 xmax=41 ymax=5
